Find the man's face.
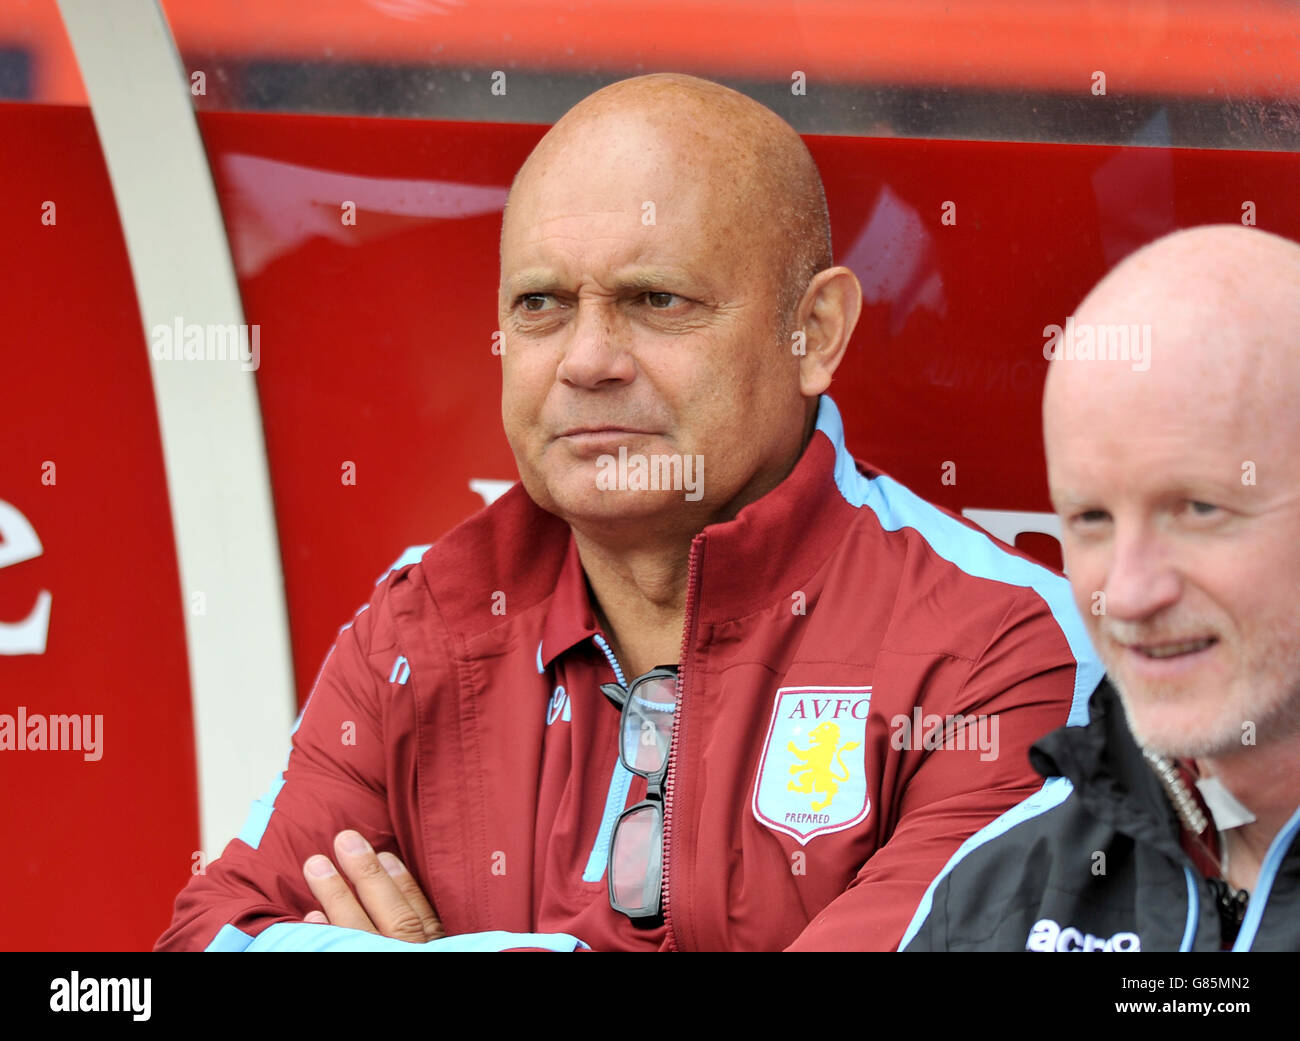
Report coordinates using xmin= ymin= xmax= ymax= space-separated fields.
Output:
xmin=1046 ymin=352 xmax=1300 ymax=760
xmin=498 ymin=114 xmax=807 ymax=533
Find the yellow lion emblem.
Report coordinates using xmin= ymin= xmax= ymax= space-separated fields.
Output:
xmin=787 ymin=721 xmax=861 ymax=812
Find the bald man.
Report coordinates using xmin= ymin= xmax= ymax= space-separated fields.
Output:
xmin=157 ymin=74 xmax=1096 ymax=952
xmin=902 ymin=225 xmax=1300 ymax=952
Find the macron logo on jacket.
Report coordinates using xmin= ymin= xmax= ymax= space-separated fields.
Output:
xmin=1027 ymin=917 xmax=1141 ymax=952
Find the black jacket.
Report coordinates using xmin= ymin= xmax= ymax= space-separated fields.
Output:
xmin=901 ymin=679 xmax=1300 ymax=951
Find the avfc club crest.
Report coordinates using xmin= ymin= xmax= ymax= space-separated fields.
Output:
xmin=752 ymin=686 xmax=872 ymax=844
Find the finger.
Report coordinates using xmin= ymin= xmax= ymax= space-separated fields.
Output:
xmin=332 ymin=831 xmax=428 ymax=944
xmin=303 ymin=854 xmax=378 ymax=933
xmin=304 ymin=910 xmax=329 ymax=925
xmin=377 ymin=851 xmax=445 ymax=941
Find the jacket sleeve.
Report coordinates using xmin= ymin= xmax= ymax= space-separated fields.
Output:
xmin=153 ymin=575 xmax=417 ymax=951
xmin=898 ymin=774 xmax=1078 ymax=951
xmin=784 ymin=584 xmax=1098 ymax=951
xmin=153 ymin=573 xmax=587 ymax=953
xmin=896 ymin=872 xmax=952 ymax=951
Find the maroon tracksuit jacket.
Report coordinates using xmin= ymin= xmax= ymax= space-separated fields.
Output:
xmin=156 ymin=395 xmax=1101 ymax=951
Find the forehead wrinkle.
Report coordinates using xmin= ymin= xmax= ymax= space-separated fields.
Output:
xmin=502 ymin=257 xmax=710 ymax=296
xmin=529 ymin=208 xmax=635 ymax=227
xmin=501 ymin=74 xmax=832 ymax=319
xmin=611 ymin=267 xmax=711 ymax=293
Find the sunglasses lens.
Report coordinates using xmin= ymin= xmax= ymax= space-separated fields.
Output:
xmin=610 ymin=802 xmax=663 ymax=914
xmin=620 ymin=675 xmax=677 ymax=775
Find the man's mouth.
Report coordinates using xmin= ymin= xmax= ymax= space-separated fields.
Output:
xmin=558 ymin=427 xmax=653 ymax=438
xmin=1125 ymin=637 xmax=1218 ymax=659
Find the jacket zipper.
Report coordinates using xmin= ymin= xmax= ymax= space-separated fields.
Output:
xmin=1144 ymin=750 xmax=1254 ymax=948
xmin=663 ymin=534 xmax=704 ymax=952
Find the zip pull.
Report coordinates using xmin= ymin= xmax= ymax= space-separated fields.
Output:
xmin=1208 ymin=877 xmax=1250 ymax=948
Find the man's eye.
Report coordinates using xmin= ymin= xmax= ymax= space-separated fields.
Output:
xmin=1185 ymin=500 xmax=1219 ymax=517
xmin=644 ymin=292 xmax=682 ymax=308
xmin=1072 ymin=509 xmax=1110 ymax=526
xmin=518 ymin=294 xmax=555 ymax=312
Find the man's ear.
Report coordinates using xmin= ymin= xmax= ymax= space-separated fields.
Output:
xmin=793 ymin=266 xmax=862 ymax=397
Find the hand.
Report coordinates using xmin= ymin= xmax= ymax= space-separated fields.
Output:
xmin=302 ymin=830 xmax=445 ymax=943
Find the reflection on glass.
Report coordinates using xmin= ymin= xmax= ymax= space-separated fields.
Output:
xmin=0 ymin=0 xmax=88 ymax=103
xmin=156 ymin=0 xmax=1300 ymax=150
xmin=219 ymin=154 xmax=508 ymax=276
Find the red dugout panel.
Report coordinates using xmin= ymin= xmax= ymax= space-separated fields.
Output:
xmin=0 ymin=102 xmax=199 ymax=951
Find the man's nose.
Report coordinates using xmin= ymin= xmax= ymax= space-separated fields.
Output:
xmin=556 ymin=300 xmax=635 ymax=389
xmin=1101 ymin=526 xmax=1182 ymax=622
